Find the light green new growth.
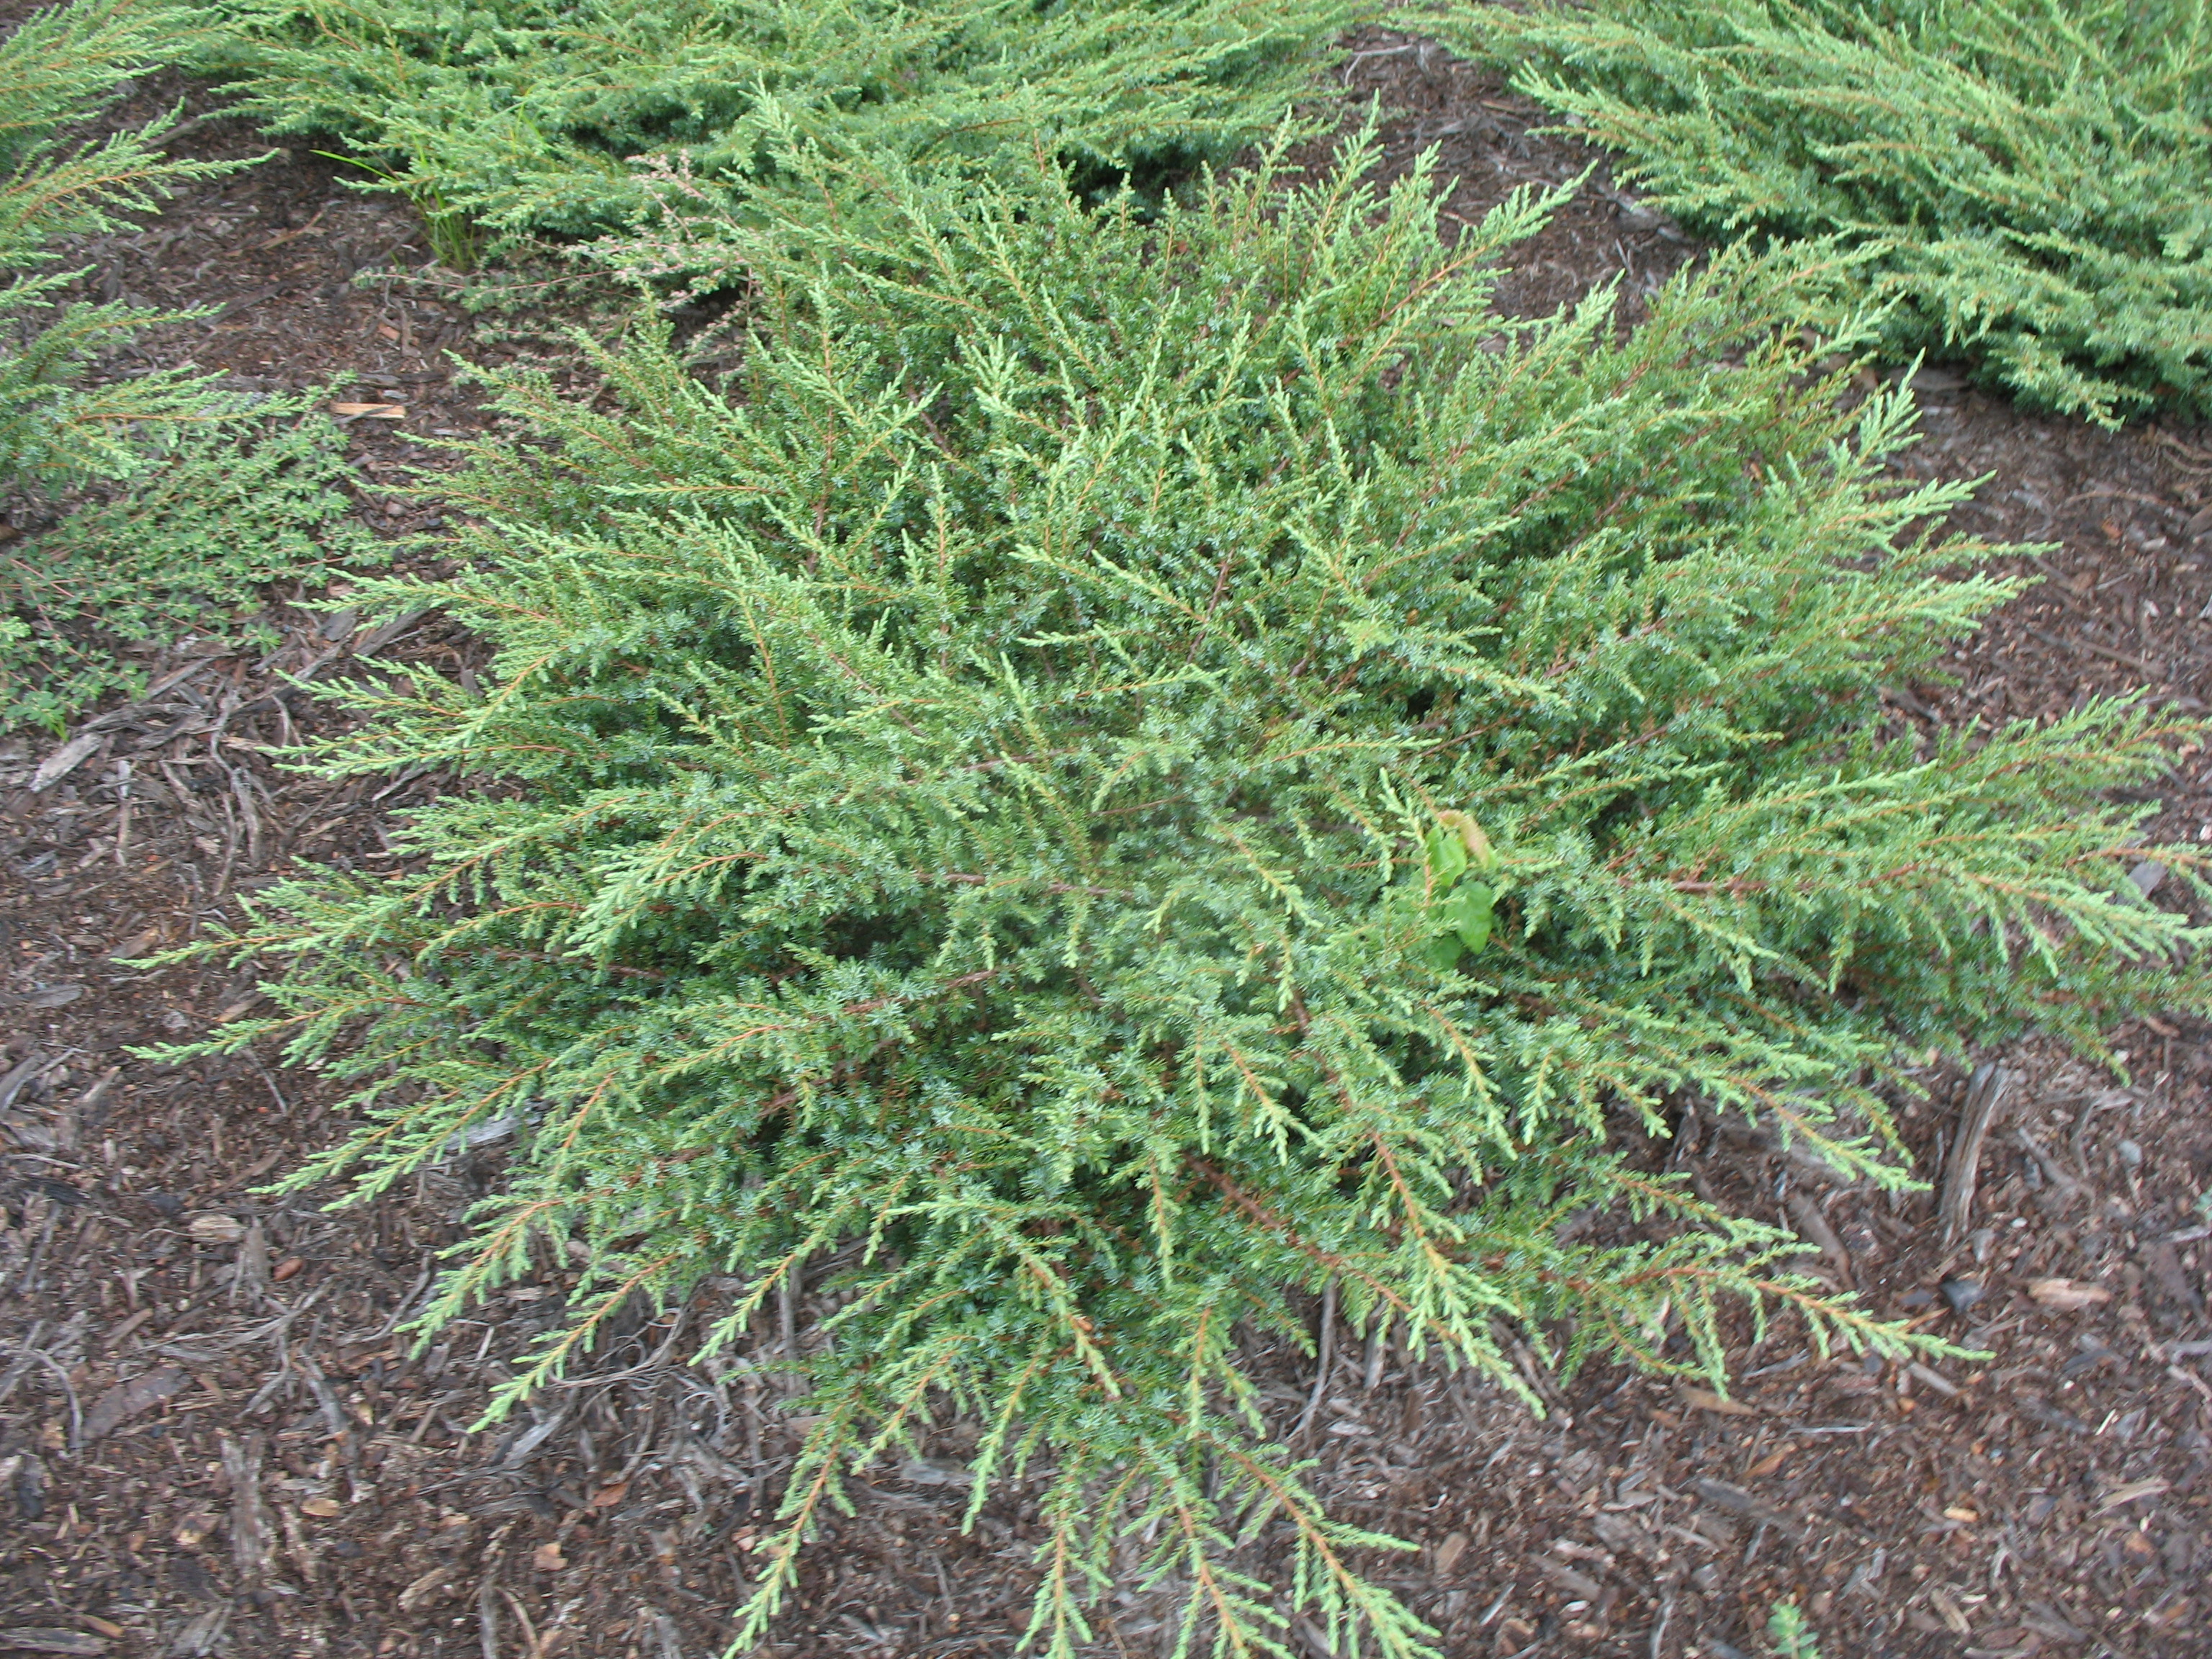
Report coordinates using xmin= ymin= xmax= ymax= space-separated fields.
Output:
xmin=202 ymin=0 xmax=1366 ymax=255
xmin=1768 ymin=1600 xmax=1824 ymax=1658
xmin=174 ymin=127 xmax=2208 ymax=1656
xmin=1431 ymin=0 xmax=2212 ymax=425
xmin=1 ymin=0 xmax=382 ymax=730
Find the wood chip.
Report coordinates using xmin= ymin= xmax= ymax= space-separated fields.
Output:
xmin=168 ymin=1606 xmax=227 ymax=1657
xmin=1746 ymin=1444 xmax=1794 ymax=1478
xmin=329 ymin=402 xmax=406 ymax=420
xmin=1938 ymin=1062 xmax=2010 ymax=1244
xmin=2139 ymin=1239 xmax=2205 ymax=1316
xmin=397 ymin=1565 xmax=453 ymax=1612
xmin=1785 ymin=1190 xmax=1854 ymax=1286
xmin=1687 ymin=1476 xmax=1800 ymax=1536
xmin=2029 ymin=1277 xmax=2113 ymax=1310
xmin=1527 ymin=1554 xmax=1604 ymax=1599
xmin=30 ymin=732 xmax=106 ymax=792
xmin=1433 ymin=1531 xmax=1469 ymax=1579
xmin=81 ymin=1367 xmax=186 ymax=1442
xmin=0 ymin=1632 xmax=107 ymax=1656
xmin=1907 ymin=1362 xmax=1962 ymax=1398
xmin=186 ymin=1214 xmax=246 ymax=1246
xmin=1927 ymin=1585 xmax=1972 ymax=1635
xmin=2098 ymin=1477 xmax=2170 ymax=1511
xmin=1 ymin=986 xmax=85 ymax=1010
xmin=1679 ymin=1386 xmax=1758 ymax=1416
xmin=222 ymin=1434 xmax=274 ymax=1583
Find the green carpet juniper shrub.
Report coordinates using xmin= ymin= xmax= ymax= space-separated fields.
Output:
xmin=1433 ymin=0 xmax=2212 ymax=425
xmin=183 ymin=132 xmax=2211 ymax=1654
xmin=1 ymin=0 xmax=380 ymax=729
xmin=202 ymin=0 xmax=1367 ymax=256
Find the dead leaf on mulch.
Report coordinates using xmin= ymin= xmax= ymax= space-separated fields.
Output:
xmin=2029 ymin=1277 xmax=2113 ymax=1310
xmin=79 ymin=1367 xmax=186 ymax=1442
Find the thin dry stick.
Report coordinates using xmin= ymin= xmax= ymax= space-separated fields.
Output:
xmin=497 ymin=1589 xmax=539 ymax=1659
xmin=1292 ymin=1278 xmax=1337 ymax=1445
xmin=478 ymin=1578 xmax=502 ymax=1659
xmin=476 ymin=1520 xmax=517 ymax=1659
xmin=1939 ymin=1062 xmax=2011 ymax=1244
xmin=113 ymin=757 xmax=132 ymax=866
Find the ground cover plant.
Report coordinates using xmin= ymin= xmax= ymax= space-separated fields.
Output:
xmin=202 ymin=0 xmax=1365 ymax=256
xmin=1 ymin=0 xmax=377 ymax=730
xmin=1432 ymin=0 xmax=2212 ymax=426
xmin=177 ymin=121 xmax=2212 ymax=1655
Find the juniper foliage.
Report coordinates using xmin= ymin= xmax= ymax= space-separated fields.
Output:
xmin=204 ymin=0 xmax=1363 ymax=251
xmin=1431 ymin=0 xmax=2212 ymax=425
xmin=189 ymin=134 xmax=2208 ymax=1655
xmin=0 ymin=0 xmax=248 ymax=487
xmin=4 ymin=408 xmax=380 ymax=731
xmin=1 ymin=0 xmax=380 ymax=728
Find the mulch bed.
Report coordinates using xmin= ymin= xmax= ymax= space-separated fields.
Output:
xmin=4 ymin=27 xmax=2212 ymax=1659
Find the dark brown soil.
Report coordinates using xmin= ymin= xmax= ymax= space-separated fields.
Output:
xmin=6 ymin=26 xmax=2212 ymax=1659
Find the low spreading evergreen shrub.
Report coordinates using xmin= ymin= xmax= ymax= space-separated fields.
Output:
xmin=1 ymin=0 xmax=379 ymax=728
xmin=190 ymin=134 xmax=2208 ymax=1654
xmin=202 ymin=0 xmax=1364 ymax=252
xmin=1 ymin=0 xmax=246 ymax=490
xmin=1432 ymin=0 xmax=2212 ymax=425
xmin=5 ymin=410 xmax=380 ymax=731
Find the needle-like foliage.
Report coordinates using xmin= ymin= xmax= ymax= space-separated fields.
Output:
xmin=1 ymin=0 xmax=378 ymax=728
xmin=182 ymin=130 xmax=2208 ymax=1655
xmin=201 ymin=0 xmax=1365 ymax=253
xmin=1 ymin=0 xmax=248 ymax=488
xmin=1431 ymin=0 xmax=2212 ymax=425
